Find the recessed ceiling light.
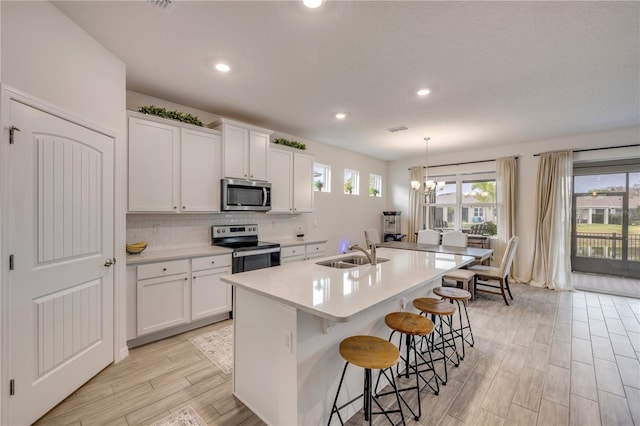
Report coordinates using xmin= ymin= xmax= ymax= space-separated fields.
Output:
xmin=215 ymin=63 xmax=231 ymax=72
xmin=303 ymin=0 xmax=323 ymax=8
xmin=417 ymin=88 xmax=431 ymax=96
xmin=335 ymin=113 xmax=347 ymax=119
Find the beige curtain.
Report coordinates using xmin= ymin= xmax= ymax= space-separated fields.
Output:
xmin=529 ymin=151 xmax=573 ymax=290
xmin=496 ymin=156 xmax=517 ymax=279
xmin=408 ymin=167 xmax=423 ymax=243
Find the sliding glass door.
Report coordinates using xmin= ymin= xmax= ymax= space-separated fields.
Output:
xmin=572 ymin=160 xmax=640 ymax=278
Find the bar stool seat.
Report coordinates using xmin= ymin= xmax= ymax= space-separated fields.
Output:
xmin=412 ymin=298 xmax=459 ymax=385
xmin=328 ymin=335 xmax=405 ymax=426
xmin=375 ymin=312 xmax=438 ymax=420
xmin=433 ymin=287 xmax=474 ymax=360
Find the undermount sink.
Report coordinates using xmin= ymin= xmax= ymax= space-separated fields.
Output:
xmin=316 ymin=256 xmax=390 ymax=268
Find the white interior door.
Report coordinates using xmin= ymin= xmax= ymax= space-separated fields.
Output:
xmin=6 ymin=99 xmax=114 ymax=425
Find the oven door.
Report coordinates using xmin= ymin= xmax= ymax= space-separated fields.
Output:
xmin=232 ymin=247 xmax=281 ymax=273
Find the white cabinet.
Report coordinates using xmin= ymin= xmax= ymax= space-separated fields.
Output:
xmin=128 ymin=112 xmax=222 ymax=213
xmin=131 ymin=254 xmax=233 ymax=340
xmin=128 ymin=117 xmax=180 ymax=212
xmin=212 ymin=118 xmax=272 ymax=181
xmin=270 ymin=147 xmax=314 ymax=213
xmin=191 ymin=254 xmax=232 ymax=320
xmin=181 ymin=128 xmax=222 ymax=212
xmin=280 ymin=242 xmax=327 ymax=263
xmin=281 ymin=245 xmax=306 ymax=263
xmin=136 ymin=259 xmax=190 ymax=336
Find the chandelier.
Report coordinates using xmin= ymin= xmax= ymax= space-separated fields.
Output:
xmin=410 ymin=137 xmax=445 ymax=197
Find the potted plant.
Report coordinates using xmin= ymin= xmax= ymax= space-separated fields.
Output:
xmin=344 ymin=179 xmax=353 ymax=194
xmin=369 ymin=187 xmax=380 ymax=197
xmin=314 ymin=180 xmax=324 ymax=192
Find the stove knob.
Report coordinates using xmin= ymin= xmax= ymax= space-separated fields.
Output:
xmin=216 ymin=229 xmax=221 ymax=234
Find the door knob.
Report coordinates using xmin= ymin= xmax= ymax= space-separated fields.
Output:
xmin=104 ymin=258 xmax=116 ymax=267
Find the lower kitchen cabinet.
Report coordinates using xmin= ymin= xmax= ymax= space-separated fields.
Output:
xmin=280 ymin=242 xmax=327 ymax=263
xmin=191 ymin=255 xmax=232 ymax=320
xmin=130 ymin=254 xmax=232 ymax=342
xmin=137 ymin=259 xmax=190 ymax=336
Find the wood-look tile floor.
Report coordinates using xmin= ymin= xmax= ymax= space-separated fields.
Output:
xmin=36 ymin=283 xmax=640 ymax=425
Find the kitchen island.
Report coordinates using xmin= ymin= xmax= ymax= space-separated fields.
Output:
xmin=221 ymin=247 xmax=473 ymax=425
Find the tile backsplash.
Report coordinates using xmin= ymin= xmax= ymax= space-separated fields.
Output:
xmin=126 ymin=213 xmax=305 ymax=251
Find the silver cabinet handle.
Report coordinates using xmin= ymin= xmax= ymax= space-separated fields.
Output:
xmin=104 ymin=258 xmax=116 ymax=267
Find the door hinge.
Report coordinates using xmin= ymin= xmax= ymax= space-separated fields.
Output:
xmin=9 ymin=126 xmax=20 ymax=144
xmin=9 ymin=254 xmax=14 ymax=270
xmin=9 ymin=379 xmax=15 ymax=396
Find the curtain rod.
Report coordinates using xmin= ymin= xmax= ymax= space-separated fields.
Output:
xmin=533 ymin=144 xmax=640 ymax=157
xmin=407 ymin=156 xmax=519 ymax=170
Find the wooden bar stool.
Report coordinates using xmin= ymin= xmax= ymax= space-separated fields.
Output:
xmin=327 ymin=335 xmax=406 ymax=426
xmin=412 ymin=298 xmax=459 ymax=385
xmin=374 ymin=312 xmax=438 ymax=421
xmin=433 ymin=287 xmax=474 ymax=360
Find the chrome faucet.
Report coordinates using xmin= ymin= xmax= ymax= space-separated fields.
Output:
xmin=349 ymin=238 xmax=377 ymax=265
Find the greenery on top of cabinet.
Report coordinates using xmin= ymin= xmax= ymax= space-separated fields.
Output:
xmin=272 ymin=137 xmax=306 ymax=150
xmin=138 ymin=105 xmax=204 ymax=127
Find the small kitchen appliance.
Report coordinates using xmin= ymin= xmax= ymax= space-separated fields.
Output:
xmin=212 ymin=224 xmax=280 ymax=273
xmin=221 ymin=178 xmax=271 ymax=212
xmin=383 ymin=211 xmax=405 ymax=242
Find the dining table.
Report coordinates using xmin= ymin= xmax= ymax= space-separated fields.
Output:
xmin=377 ymin=240 xmax=493 ymax=264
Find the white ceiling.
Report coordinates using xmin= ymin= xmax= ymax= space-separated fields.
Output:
xmin=53 ymin=1 xmax=639 ymax=161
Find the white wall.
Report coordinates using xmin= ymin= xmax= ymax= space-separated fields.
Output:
xmin=126 ymin=90 xmax=389 ymax=255
xmin=389 ymin=126 xmax=640 ymax=281
xmin=0 ymin=0 xmax=128 ymax=396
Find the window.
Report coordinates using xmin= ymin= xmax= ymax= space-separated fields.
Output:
xmin=369 ymin=174 xmax=382 ymax=197
xmin=344 ymin=169 xmax=359 ymax=195
xmin=313 ymin=163 xmax=331 ymax=192
xmin=461 ymin=178 xmax=496 ymax=231
xmin=430 ymin=181 xmax=456 ymax=229
xmin=423 ymin=174 xmax=498 ymax=235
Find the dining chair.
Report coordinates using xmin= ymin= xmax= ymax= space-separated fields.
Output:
xmin=441 ymin=231 xmax=468 ymax=247
xmin=470 ymin=236 xmax=519 ymax=305
xmin=417 ymin=229 xmax=440 ymax=245
xmin=364 ymin=228 xmax=381 ymax=248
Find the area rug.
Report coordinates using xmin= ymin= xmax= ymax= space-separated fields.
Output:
xmin=151 ymin=405 xmax=207 ymax=426
xmin=189 ymin=325 xmax=233 ymax=374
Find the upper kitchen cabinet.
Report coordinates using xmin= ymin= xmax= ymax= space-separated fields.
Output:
xmin=270 ymin=146 xmax=314 ymax=213
xmin=211 ymin=118 xmax=272 ymax=181
xmin=128 ymin=112 xmax=222 ymax=213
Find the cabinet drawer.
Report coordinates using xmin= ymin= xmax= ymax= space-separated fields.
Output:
xmin=306 ymin=243 xmax=327 ymax=256
xmin=137 ymin=259 xmax=189 ymax=280
xmin=281 ymin=245 xmax=305 ymax=258
xmin=192 ymin=254 xmax=232 ymax=272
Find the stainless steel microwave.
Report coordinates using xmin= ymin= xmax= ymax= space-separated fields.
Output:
xmin=221 ymin=178 xmax=272 ymax=211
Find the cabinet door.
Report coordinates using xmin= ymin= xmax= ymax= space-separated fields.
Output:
xmin=181 ymin=129 xmax=221 ymax=212
xmin=281 ymin=245 xmax=305 ymax=263
xmin=249 ymin=130 xmax=269 ymax=181
xmin=137 ymin=273 xmax=189 ymax=336
xmin=129 ymin=118 xmax=180 ymax=212
xmin=222 ymin=123 xmax=249 ymax=179
xmin=192 ymin=266 xmax=232 ymax=320
xmin=293 ymin=152 xmax=314 ymax=213
xmin=269 ymin=148 xmax=293 ymax=213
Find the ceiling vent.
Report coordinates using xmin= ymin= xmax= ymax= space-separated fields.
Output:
xmin=146 ymin=0 xmax=172 ymax=10
xmin=387 ymin=126 xmax=408 ymax=133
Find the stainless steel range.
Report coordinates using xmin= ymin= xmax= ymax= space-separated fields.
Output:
xmin=212 ymin=224 xmax=280 ymax=273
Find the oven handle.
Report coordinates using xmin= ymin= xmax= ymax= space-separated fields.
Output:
xmin=233 ymin=247 xmax=281 ymax=258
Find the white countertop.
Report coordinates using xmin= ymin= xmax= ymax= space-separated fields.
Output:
xmin=125 ymin=245 xmax=233 ymax=265
xmin=221 ymin=247 xmax=474 ymax=322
